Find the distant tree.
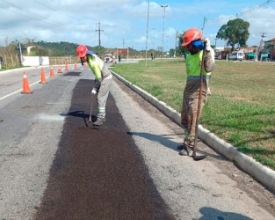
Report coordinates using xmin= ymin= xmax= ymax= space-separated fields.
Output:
xmin=31 ymin=46 xmax=49 ymax=56
xmin=23 ymin=37 xmax=35 ymax=44
xmin=216 ymin=18 xmax=250 ymax=52
xmin=169 ymin=48 xmax=175 ymax=57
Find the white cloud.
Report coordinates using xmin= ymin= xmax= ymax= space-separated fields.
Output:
xmin=0 ymin=0 xmax=275 ymax=50
xmin=243 ymin=7 xmax=275 ymax=42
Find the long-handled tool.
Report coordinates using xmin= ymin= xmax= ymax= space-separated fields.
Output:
xmin=88 ymin=94 xmax=94 ymax=122
xmin=192 ymin=41 xmax=207 ymax=161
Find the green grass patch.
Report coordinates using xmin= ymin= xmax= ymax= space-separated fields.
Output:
xmin=0 ymin=65 xmax=27 ymax=71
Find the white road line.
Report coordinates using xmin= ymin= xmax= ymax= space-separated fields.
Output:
xmin=0 ymin=80 xmax=40 ymax=101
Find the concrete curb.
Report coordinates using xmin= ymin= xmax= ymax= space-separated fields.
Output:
xmin=0 ymin=66 xmax=37 ymax=75
xmin=111 ymin=70 xmax=275 ymax=193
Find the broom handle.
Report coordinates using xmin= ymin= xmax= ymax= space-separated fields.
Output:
xmin=89 ymin=95 xmax=94 ymax=121
xmin=193 ymin=42 xmax=206 ymax=152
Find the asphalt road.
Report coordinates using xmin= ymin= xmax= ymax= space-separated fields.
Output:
xmin=0 ymin=65 xmax=274 ymax=220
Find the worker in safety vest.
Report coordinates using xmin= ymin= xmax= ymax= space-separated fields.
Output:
xmin=178 ymin=28 xmax=215 ymax=156
xmin=76 ymin=45 xmax=112 ymax=126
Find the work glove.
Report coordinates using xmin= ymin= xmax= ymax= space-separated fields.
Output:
xmin=203 ymin=38 xmax=211 ymax=51
xmin=91 ymin=88 xmax=97 ymax=95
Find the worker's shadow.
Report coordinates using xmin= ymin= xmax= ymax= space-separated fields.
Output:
xmin=199 ymin=207 xmax=253 ymax=220
xmin=127 ymin=131 xmax=223 ymax=160
xmin=60 ymin=111 xmax=97 ymax=127
xmin=127 ymin=131 xmax=182 ymax=151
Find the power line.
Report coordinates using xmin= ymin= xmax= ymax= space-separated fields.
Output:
xmin=32 ymin=0 xmax=95 ymax=27
xmin=207 ymin=0 xmax=275 ymax=23
xmin=33 ymin=0 xmax=56 ymax=11
xmin=237 ymin=0 xmax=274 ymax=17
xmin=0 ymin=6 xmax=53 ymax=27
xmin=32 ymin=0 xmax=73 ymax=20
xmin=1 ymin=0 xmax=63 ymax=26
xmin=0 ymin=0 xmax=94 ymax=33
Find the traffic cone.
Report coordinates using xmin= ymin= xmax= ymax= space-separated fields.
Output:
xmin=39 ymin=68 xmax=47 ymax=84
xmin=21 ymin=72 xmax=32 ymax=94
xmin=58 ymin=65 xmax=62 ymax=73
xmin=50 ymin=66 xmax=55 ymax=78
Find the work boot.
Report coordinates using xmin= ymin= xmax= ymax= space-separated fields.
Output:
xmin=184 ymin=138 xmax=194 ymax=156
xmin=0 ymin=118 xmax=3 ymax=122
xmin=179 ymin=146 xmax=188 ymax=156
xmin=93 ymin=118 xmax=105 ymax=126
xmin=177 ymin=143 xmax=189 ymax=156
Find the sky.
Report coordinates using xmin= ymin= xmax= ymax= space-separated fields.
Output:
xmin=0 ymin=0 xmax=275 ymax=52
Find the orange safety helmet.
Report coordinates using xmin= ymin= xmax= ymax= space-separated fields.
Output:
xmin=76 ymin=44 xmax=88 ymax=58
xmin=181 ymin=28 xmax=202 ymax=46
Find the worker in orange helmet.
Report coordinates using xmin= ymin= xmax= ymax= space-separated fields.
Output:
xmin=178 ymin=28 xmax=215 ymax=157
xmin=76 ymin=45 xmax=112 ymax=126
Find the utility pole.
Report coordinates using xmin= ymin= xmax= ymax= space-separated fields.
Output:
xmin=201 ymin=17 xmax=206 ymax=35
xmin=166 ymin=35 xmax=169 ymax=56
xmin=18 ymin=42 xmax=23 ymax=65
xmin=145 ymin=0 xmax=150 ymax=67
xmin=174 ymin=31 xmax=179 ymax=58
xmin=95 ymin=21 xmax=103 ymax=48
xmin=255 ymin=32 xmax=266 ymax=61
xmin=152 ymin=27 xmax=156 ymax=60
xmin=161 ymin=4 xmax=169 ymax=58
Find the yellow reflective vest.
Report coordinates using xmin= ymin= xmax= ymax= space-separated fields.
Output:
xmin=186 ymin=49 xmax=214 ymax=77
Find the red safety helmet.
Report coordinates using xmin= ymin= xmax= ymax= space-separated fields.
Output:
xmin=181 ymin=28 xmax=202 ymax=46
xmin=76 ymin=44 xmax=88 ymax=58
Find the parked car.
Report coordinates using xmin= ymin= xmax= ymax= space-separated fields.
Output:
xmin=104 ymin=54 xmax=113 ymax=63
xmin=246 ymin=52 xmax=256 ymax=60
xmin=228 ymin=51 xmax=245 ymax=61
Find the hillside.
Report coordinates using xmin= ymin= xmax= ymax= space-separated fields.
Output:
xmin=33 ymin=41 xmax=98 ymax=56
